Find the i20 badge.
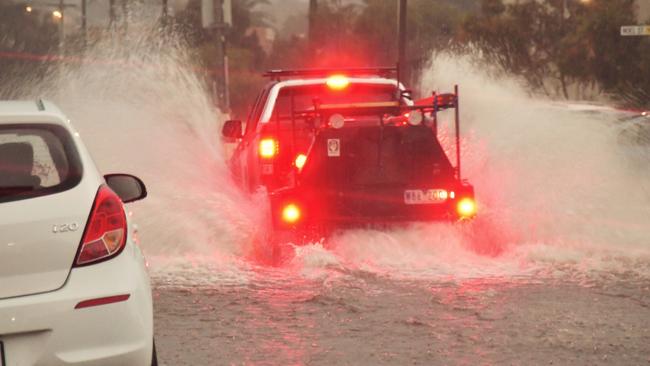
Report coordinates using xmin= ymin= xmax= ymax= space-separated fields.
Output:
xmin=52 ymin=223 xmax=80 ymax=233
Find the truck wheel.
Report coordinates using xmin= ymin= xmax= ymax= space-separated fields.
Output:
xmin=271 ymin=238 xmax=281 ymax=265
xmin=267 ymin=229 xmax=301 ymax=265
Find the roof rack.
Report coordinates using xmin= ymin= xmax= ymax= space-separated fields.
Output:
xmin=262 ymin=67 xmax=397 ymax=80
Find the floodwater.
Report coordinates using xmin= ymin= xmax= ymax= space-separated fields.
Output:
xmin=153 ymin=273 xmax=650 ymax=365
xmin=9 ymin=23 xmax=650 ymax=365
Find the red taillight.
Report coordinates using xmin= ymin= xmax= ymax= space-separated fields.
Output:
xmin=75 ymin=186 xmax=127 ymax=267
xmin=294 ymin=154 xmax=307 ymax=170
xmin=259 ymin=138 xmax=278 ymax=159
xmin=281 ymin=203 xmax=301 ymax=224
xmin=457 ymin=197 xmax=477 ymax=218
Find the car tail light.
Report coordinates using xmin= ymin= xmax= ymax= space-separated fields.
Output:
xmin=294 ymin=154 xmax=307 ymax=170
xmin=259 ymin=138 xmax=278 ymax=159
xmin=281 ymin=203 xmax=301 ymax=224
xmin=74 ymin=186 xmax=127 ymax=267
xmin=457 ymin=197 xmax=477 ymax=218
xmin=326 ymin=75 xmax=350 ymax=90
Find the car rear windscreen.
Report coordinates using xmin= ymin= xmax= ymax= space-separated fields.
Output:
xmin=0 ymin=124 xmax=82 ymax=203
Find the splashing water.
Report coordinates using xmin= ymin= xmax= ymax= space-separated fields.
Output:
xmin=7 ymin=23 xmax=261 ymax=260
xmin=7 ymin=24 xmax=650 ymax=284
xmin=323 ymin=53 xmax=650 ymax=281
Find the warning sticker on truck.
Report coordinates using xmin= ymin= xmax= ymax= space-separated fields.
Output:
xmin=327 ymin=139 xmax=340 ymax=157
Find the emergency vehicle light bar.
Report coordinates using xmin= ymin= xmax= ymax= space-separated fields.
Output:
xmin=263 ymin=67 xmax=397 ymax=79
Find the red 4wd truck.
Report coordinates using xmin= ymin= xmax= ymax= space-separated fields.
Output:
xmin=222 ymin=68 xmax=476 ymax=250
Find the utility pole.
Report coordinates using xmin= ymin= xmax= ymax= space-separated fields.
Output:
xmin=397 ymin=0 xmax=408 ymax=85
xmin=162 ymin=0 xmax=168 ymax=21
xmin=58 ymin=0 xmax=65 ymax=54
xmin=561 ymin=0 xmax=570 ymax=27
xmin=109 ymin=0 xmax=116 ymax=28
xmin=222 ymin=0 xmax=232 ymax=112
xmin=202 ymin=0 xmax=232 ymax=112
xmin=81 ymin=0 xmax=87 ymax=48
xmin=308 ymin=0 xmax=318 ymax=55
xmin=122 ymin=0 xmax=128 ymax=32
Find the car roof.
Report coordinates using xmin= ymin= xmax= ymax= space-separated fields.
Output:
xmin=0 ymin=100 xmax=69 ymax=125
xmin=259 ymin=77 xmax=405 ymax=123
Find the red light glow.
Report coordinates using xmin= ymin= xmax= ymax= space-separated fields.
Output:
xmin=294 ymin=154 xmax=307 ymax=170
xmin=326 ymin=75 xmax=350 ymax=90
xmin=457 ymin=198 xmax=477 ymax=218
xmin=282 ymin=204 xmax=301 ymax=224
xmin=259 ymin=138 xmax=278 ymax=158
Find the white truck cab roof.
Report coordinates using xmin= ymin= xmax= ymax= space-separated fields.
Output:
xmin=259 ymin=77 xmax=408 ymax=123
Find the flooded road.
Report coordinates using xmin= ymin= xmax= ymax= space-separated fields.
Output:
xmin=152 ymin=268 xmax=650 ymax=365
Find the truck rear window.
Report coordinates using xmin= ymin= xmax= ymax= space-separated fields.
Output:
xmin=0 ymin=124 xmax=82 ymax=203
xmin=271 ymin=84 xmax=397 ymax=121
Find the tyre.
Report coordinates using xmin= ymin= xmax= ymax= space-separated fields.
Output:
xmin=267 ymin=229 xmax=300 ymax=266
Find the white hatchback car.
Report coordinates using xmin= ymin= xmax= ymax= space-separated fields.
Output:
xmin=0 ymin=100 xmax=155 ymax=365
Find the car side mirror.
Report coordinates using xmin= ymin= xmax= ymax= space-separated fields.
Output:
xmin=222 ymin=120 xmax=243 ymax=139
xmin=105 ymin=174 xmax=147 ymax=203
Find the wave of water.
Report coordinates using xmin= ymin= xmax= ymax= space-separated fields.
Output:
xmin=8 ymin=23 xmax=650 ymax=285
xmin=319 ymin=54 xmax=650 ymax=281
xmin=8 ymin=23 xmax=271 ymax=266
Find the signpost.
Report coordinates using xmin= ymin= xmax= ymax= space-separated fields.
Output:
xmin=621 ymin=25 xmax=650 ymax=36
xmin=202 ymin=0 xmax=232 ymax=111
xmin=397 ymin=0 xmax=408 ymax=86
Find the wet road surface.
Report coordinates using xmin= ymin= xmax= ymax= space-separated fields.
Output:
xmin=153 ymin=268 xmax=650 ymax=366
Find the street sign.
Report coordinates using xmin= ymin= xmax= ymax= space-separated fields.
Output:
xmin=621 ymin=25 xmax=650 ymax=36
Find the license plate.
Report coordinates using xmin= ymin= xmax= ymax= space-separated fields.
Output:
xmin=404 ymin=189 xmax=447 ymax=205
xmin=0 ymin=341 xmax=5 ymax=366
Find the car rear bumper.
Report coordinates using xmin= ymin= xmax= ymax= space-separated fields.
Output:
xmin=0 ymin=244 xmax=153 ymax=366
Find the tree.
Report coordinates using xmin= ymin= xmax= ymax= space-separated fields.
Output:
xmin=174 ymin=0 xmax=270 ymax=116
xmin=464 ymin=0 xmax=574 ymax=96
xmin=574 ymin=0 xmax=648 ymax=106
xmin=0 ymin=2 xmax=59 ymax=96
xmin=462 ymin=0 xmax=649 ymax=106
xmin=268 ymin=0 xmax=469 ymax=71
